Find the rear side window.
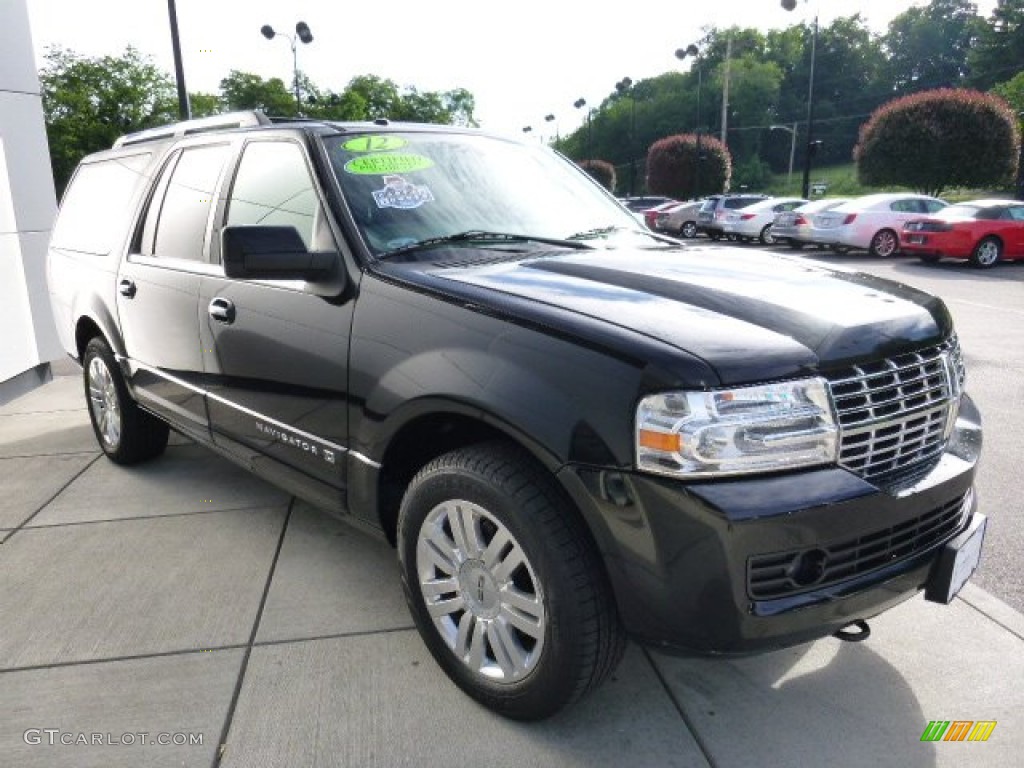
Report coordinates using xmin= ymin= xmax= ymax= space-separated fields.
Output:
xmin=724 ymin=198 xmax=757 ymax=210
xmin=140 ymin=143 xmax=230 ymax=261
xmin=50 ymin=153 xmax=152 ymax=255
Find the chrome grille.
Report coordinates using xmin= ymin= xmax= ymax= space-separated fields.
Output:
xmin=826 ymin=338 xmax=962 ymax=483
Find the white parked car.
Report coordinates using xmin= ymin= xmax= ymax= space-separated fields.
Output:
xmin=654 ymin=200 xmax=704 ymax=238
xmin=805 ymin=193 xmax=947 ymax=256
xmin=773 ymin=198 xmax=851 ymax=249
xmin=721 ymin=197 xmax=808 ymax=244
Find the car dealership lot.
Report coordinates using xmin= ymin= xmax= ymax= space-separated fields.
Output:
xmin=0 ymin=250 xmax=1022 ymax=766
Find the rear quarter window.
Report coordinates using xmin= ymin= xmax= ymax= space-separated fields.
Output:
xmin=50 ymin=153 xmax=153 ymax=255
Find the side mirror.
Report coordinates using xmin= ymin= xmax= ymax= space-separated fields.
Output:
xmin=222 ymin=226 xmax=335 ymax=281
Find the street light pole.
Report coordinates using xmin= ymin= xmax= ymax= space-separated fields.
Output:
xmin=261 ymin=21 xmax=313 ymax=114
xmin=676 ymin=45 xmax=703 ymax=198
xmin=166 ymin=0 xmax=190 ymax=119
xmin=616 ymin=77 xmax=636 ymax=195
xmin=574 ymin=98 xmax=590 ymax=159
xmin=770 ymin=123 xmax=798 ymax=188
xmin=782 ymin=0 xmax=818 ymax=199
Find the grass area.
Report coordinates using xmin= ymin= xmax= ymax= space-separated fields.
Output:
xmin=761 ymin=162 xmax=1012 ymax=202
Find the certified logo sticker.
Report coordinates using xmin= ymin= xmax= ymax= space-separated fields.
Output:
xmin=342 ymin=136 xmax=408 ymax=152
xmin=344 ymin=153 xmax=434 ymax=175
xmin=372 ymin=175 xmax=434 ymax=210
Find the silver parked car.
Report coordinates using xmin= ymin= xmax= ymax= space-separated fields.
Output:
xmin=654 ymin=200 xmax=704 ymax=238
xmin=804 ymin=193 xmax=947 ymax=256
xmin=721 ymin=197 xmax=808 ymax=244
xmin=773 ymin=198 xmax=851 ymax=249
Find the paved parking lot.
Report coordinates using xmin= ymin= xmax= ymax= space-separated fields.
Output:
xmin=1 ymin=246 xmax=1022 ymax=767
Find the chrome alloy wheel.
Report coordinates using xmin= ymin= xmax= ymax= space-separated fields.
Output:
xmin=975 ymin=239 xmax=1000 ymax=266
xmin=87 ymin=355 xmax=121 ymax=448
xmin=416 ymin=499 xmax=545 ymax=683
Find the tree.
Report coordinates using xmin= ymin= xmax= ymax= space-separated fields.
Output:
xmin=219 ymin=70 xmax=295 ymax=116
xmin=577 ymin=159 xmax=617 ymax=192
xmin=646 ymin=134 xmax=731 ymax=199
xmin=854 ymin=88 xmax=1019 ymax=196
xmin=968 ymin=0 xmax=1024 ymax=91
xmin=188 ymin=92 xmax=221 ymax=118
xmin=40 ymin=46 xmax=177 ymax=194
xmin=883 ymin=0 xmax=983 ymax=93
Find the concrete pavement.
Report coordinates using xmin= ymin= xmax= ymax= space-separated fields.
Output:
xmin=1 ymin=367 xmax=1022 ymax=767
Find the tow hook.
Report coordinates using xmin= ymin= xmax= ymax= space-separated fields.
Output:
xmin=834 ymin=619 xmax=871 ymax=643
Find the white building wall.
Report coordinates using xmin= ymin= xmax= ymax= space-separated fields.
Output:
xmin=0 ymin=0 xmax=62 ymax=402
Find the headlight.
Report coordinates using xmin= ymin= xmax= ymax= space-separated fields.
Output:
xmin=635 ymin=378 xmax=838 ymax=478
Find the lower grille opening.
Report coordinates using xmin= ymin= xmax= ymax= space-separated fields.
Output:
xmin=747 ymin=492 xmax=969 ymax=600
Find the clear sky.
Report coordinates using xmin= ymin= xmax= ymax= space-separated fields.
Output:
xmin=25 ymin=0 xmax=997 ymax=139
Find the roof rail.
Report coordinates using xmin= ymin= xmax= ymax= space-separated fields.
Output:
xmin=112 ymin=110 xmax=272 ymax=148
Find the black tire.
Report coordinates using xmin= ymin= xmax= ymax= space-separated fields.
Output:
xmin=868 ymin=229 xmax=899 ymax=258
xmin=680 ymin=221 xmax=698 ymax=239
xmin=397 ymin=442 xmax=625 ymax=720
xmin=918 ymin=254 xmax=941 ymax=264
xmin=83 ymin=337 xmax=169 ymax=464
xmin=970 ymin=236 xmax=1002 ymax=268
xmin=759 ymin=224 xmax=775 ymax=245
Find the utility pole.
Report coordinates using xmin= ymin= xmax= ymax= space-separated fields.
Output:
xmin=720 ymin=35 xmax=732 ymax=147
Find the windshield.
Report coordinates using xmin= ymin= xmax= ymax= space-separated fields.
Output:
xmin=323 ymin=131 xmax=651 ymax=257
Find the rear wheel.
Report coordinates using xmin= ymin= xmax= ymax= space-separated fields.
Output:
xmin=970 ymin=237 xmax=1001 ymax=268
xmin=83 ymin=337 xmax=169 ymax=464
xmin=680 ymin=221 xmax=697 ymax=239
xmin=869 ymin=229 xmax=899 ymax=258
xmin=759 ymin=225 xmax=775 ymax=245
xmin=397 ymin=442 xmax=625 ymax=720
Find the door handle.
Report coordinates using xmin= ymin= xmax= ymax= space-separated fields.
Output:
xmin=208 ymin=297 xmax=236 ymax=324
xmin=118 ymin=278 xmax=136 ymax=298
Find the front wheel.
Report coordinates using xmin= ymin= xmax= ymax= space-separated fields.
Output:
xmin=397 ymin=442 xmax=625 ymax=720
xmin=759 ymin=225 xmax=775 ymax=245
xmin=970 ymin=237 xmax=1002 ymax=268
xmin=680 ymin=221 xmax=698 ymax=239
xmin=83 ymin=337 xmax=169 ymax=464
xmin=869 ymin=229 xmax=899 ymax=257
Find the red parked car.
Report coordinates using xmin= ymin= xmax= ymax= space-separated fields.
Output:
xmin=902 ymin=199 xmax=1024 ymax=268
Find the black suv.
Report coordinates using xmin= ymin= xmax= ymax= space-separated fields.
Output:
xmin=48 ymin=112 xmax=985 ymax=720
xmin=697 ymin=193 xmax=769 ymax=239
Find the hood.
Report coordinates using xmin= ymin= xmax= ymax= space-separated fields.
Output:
xmin=418 ymin=246 xmax=951 ymax=385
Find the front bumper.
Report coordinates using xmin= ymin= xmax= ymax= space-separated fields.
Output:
xmin=558 ymin=394 xmax=983 ymax=654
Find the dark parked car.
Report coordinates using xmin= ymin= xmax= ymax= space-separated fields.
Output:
xmin=48 ymin=112 xmax=986 ymax=720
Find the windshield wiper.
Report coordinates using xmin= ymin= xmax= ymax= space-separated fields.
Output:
xmin=568 ymin=224 xmax=683 ymax=247
xmin=376 ymin=230 xmax=594 ymax=260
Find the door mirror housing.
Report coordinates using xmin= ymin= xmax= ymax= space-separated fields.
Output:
xmin=222 ymin=226 xmax=336 ymax=282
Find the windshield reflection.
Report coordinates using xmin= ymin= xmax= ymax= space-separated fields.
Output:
xmin=323 ymin=131 xmax=656 ymax=256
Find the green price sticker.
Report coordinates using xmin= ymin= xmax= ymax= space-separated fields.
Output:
xmin=344 ymin=153 xmax=434 ymax=175
xmin=342 ymin=136 xmax=408 ymax=152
